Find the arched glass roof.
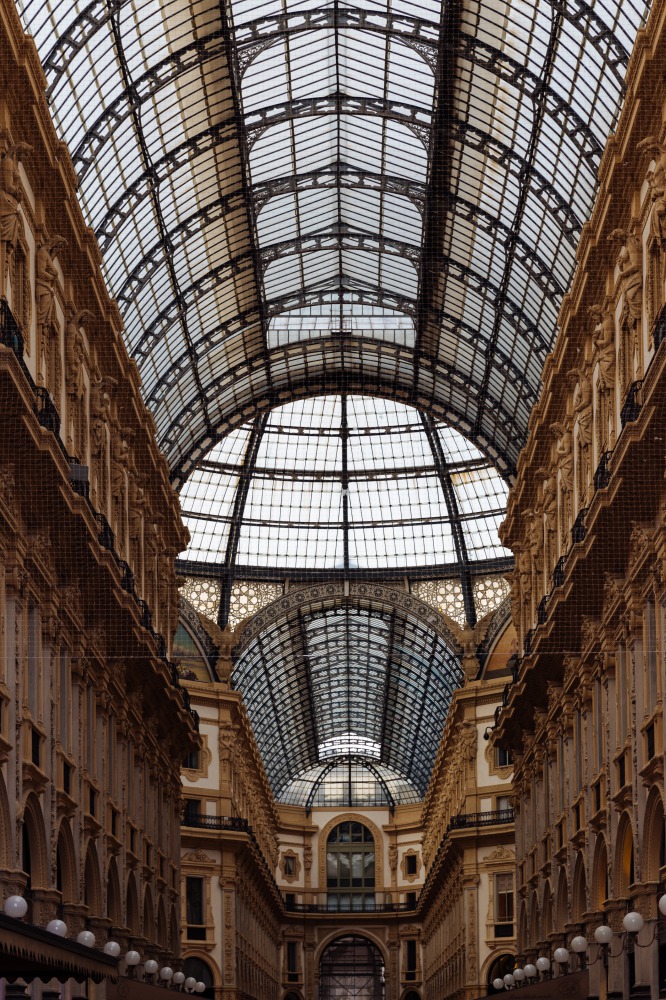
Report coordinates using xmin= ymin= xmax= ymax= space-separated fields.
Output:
xmin=232 ymin=596 xmax=464 ymax=802
xmin=179 ymin=394 xmax=509 ymax=571
xmin=17 ymin=0 xmax=651 ymax=482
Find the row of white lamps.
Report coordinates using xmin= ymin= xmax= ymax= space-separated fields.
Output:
xmin=492 ymin=903 xmax=665 ymax=991
xmin=4 ymin=894 xmax=206 ymax=991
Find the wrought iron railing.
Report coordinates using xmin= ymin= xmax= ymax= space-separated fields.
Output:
xmin=552 ymin=555 xmax=567 ymax=589
xmin=182 ymin=813 xmax=249 ymax=831
xmin=284 ymin=899 xmax=417 ymax=914
xmin=571 ymin=507 xmax=588 ymax=545
xmin=449 ymin=809 xmax=514 ymax=829
xmin=620 ymin=379 xmax=643 ymax=427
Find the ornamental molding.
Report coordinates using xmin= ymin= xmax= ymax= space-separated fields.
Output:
xmin=234 ymin=582 xmax=460 ymax=653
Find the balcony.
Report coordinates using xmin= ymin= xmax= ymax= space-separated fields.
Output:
xmin=182 ymin=812 xmax=249 ymax=832
xmin=449 ymin=808 xmax=514 ymax=830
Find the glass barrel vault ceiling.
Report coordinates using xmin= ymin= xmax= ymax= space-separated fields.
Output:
xmin=232 ymin=597 xmax=465 ymax=803
xmin=178 ymin=395 xmax=510 ymax=573
xmin=17 ymin=0 xmax=651 ymax=483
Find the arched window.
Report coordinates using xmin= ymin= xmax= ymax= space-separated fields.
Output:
xmin=183 ymin=957 xmax=214 ymax=998
xmin=326 ymin=821 xmax=375 ymax=912
xmin=319 ymin=936 xmax=384 ymax=1000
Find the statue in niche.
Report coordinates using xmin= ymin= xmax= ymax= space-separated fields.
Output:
xmin=128 ymin=474 xmax=146 ymax=584
xmin=144 ymin=519 xmax=162 ymax=616
xmin=536 ymin=467 xmax=558 ymax=573
xmin=523 ymin=507 xmax=543 ymax=581
xmin=569 ymin=365 xmax=593 ymax=505
xmin=65 ymin=308 xmax=91 ymax=458
xmin=637 ymin=137 xmax=666 ymax=245
xmin=0 ymin=140 xmax=30 ymax=298
xmin=608 ymin=224 xmax=643 ymax=323
xmin=111 ymin=428 xmax=131 ymax=558
xmin=36 ymin=236 xmax=66 ymax=393
xmin=551 ymin=421 xmax=573 ymax=541
xmin=90 ymin=372 xmax=115 ymax=511
xmin=590 ymin=303 xmax=616 ymax=392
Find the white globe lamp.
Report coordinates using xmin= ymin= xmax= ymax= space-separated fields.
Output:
xmin=125 ymin=949 xmax=141 ymax=966
xmin=160 ymin=967 xmax=174 ymax=981
xmin=623 ymin=911 xmax=644 ymax=934
xmin=104 ymin=941 xmax=121 ymax=957
xmin=77 ymin=930 xmax=95 ymax=947
xmin=173 ymin=972 xmax=186 ymax=985
xmin=553 ymin=947 xmax=569 ymax=965
xmin=536 ymin=956 xmax=551 ymax=973
xmin=524 ymin=964 xmax=537 ymax=979
xmin=594 ymin=925 xmax=613 ymax=945
xmin=195 ymin=985 xmax=206 ymax=994
xmin=513 ymin=967 xmax=526 ymax=981
xmin=493 ymin=978 xmax=505 ymax=990
xmin=571 ymin=936 xmax=587 ymax=953
xmin=184 ymin=979 xmax=197 ymax=991
xmin=144 ymin=959 xmax=159 ymax=975
xmin=503 ymin=973 xmax=515 ymax=987
xmin=46 ymin=919 xmax=68 ymax=937
xmin=659 ymin=896 xmax=666 ymax=917
xmin=3 ymin=895 xmax=28 ymax=918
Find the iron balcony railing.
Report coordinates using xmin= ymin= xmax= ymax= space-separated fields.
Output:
xmin=449 ymin=808 xmax=514 ymax=830
xmin=182 ymin=813 xmax=250 ymax=832
xmin=284 ymin=899 xmax=417 ymax=914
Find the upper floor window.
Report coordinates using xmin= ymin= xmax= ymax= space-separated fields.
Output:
xmin=326 ymin=822 xmax=375 ymax=912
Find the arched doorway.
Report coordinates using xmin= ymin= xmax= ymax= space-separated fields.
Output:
xmin=487 ymin=954 xmax=515 ymax=994
xmin=183 ymin=957 xmax=215 ymax=998
xmin=319 ymin=935 xmax=385 ymax=1000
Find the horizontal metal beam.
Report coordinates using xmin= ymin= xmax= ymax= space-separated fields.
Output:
xmin=260 ymin=229 xmax=421 ymax=271
xmin=176 ymin=554 xmax=514 ymax=583
xmin=252 ymin=163 xmax=426 ymax=215
xmin=157 ymin=337 xmax=521 ymax=481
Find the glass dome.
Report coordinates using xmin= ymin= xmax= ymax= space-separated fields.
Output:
xmin=179 ymin=394 xmax=510 ymax=573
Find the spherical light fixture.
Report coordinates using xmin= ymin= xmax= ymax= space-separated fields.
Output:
xmin=194 ymin=984 xmax=206 ymax=994
xmin=623 ymin=911 xmax=644 ymax=934
xmin=104 ymin=941 xmax=121 ymax=957
xmin=125 ymin=950 xmax=141 ymax=966
xmin=77 ymin=930 xmax=95 ymax=947
xmin=570 ymin=936 xmax=588 ymax=953
xmin=594 ymin=925 xmax=613 ymax=945
xmin=160 ymin=967 xmax=174 ymax=981
xmin=144 ymin=959 xmax=159 ymax=975
xmin=46 ymin=919 xmax=68 ymax=937
xmin=513 ymin=968 xmax=526 ymax=981
xmin=536 ymin=956 xmax=551 ymax=973
xmin=3 ymin=895 xmax=28 ymax=919
xmin=173 ymin=972 xmax=186 ymax=985
xmin=524 ymin=964 xmax=537 ymax=979
xmin=493 ymin=978 xmax=505 ymax=991
xmin=553 ymin=947 xmax=569 ymax=965
xmin=184 ymin=979 xmax=197 ymax=991
xmin=659 ymin=896 xmax=666 ymax=917
xmin=503 ymin=973 xmax=515 ymax=987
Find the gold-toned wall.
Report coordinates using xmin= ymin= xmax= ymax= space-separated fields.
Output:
xmin=494 ymin=0 xmax=666 ymax=996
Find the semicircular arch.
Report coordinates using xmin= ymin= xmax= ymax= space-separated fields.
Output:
xmin=317 ymin=814 xmax=384 ymax=892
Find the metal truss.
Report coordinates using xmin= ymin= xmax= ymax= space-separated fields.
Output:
xmin=252 ymin=164 xmax=427 ymax=216
xmin=235 ymin=7 xmax=439 ymax=75
xmin=304 ymin=756 xmax=397 ymax=811
xmin=472 ymin=1 xmax=564 ymax=437
xmin=421 ymin=414 xmax=476 ymax=625
xmin=216 ymin=415 xmax=267 ymax=630
xmin=162 ymin=337 xmax=521 ymax=485
xmin=71 ymin=29 xmax=230 ymax=178
xmin=260 ymin=229 xmax=422 ymax=272
xmin=244 ymin=95 xmax=432 ymax=150
xmin=43 ymin=0 xmax=630 ymax=103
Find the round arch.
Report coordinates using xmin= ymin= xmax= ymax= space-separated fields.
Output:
xmin=106 ymin=858 xmax=122 ymax=927
xmin=315 ymin=928 xmax=389 ymax=970
xmin=22 ymin=793 xmax=48 ymax=889
xmin=528 ymin=890 xmax=540 ymax=947
xmin=572 ymin=852 xmax=587 ymax=923
xmin=170 ymin=903 xmax=179 ymax=953
xmin=234 ymin=583 xmax=460 ymax=656
xmin=555 ymin=867 xmax=569 ymax=930
xmin=591 ymin=835 xmax=609 ymax=910
xmin=317 ymin=814 xmax=384 ymax=893
xmin=126 ymin=873 xmax=140 ymax=935
xmin=284 ymin=993 xmax=303 ymax=1000
xmin=401 ymin=992 xmax=421 ymax=1000
xmin=183 ymin=954 xmax=219 ymax=998
xmin=517 ymin=898 xmax=528 ymax=951
xmin=483 ymin=953 xmax=515 ymax=994
xmin=157 ymin=894 xmax=168 ymax=949
xmin=143 ymin=883 xmax=155 ymax=942
xmin=643 ymin=786 xmax=665 ymax=883
xmin=56 ymin=819 xmax=78 ymax=904
xmin=0 ymin=771 xmax=13 ymax=871
xmin=540 ymin=880 xmax=553 ymax=941
xmin=83 ymin=840 xmax=103 ymax=916
xmin=318 ymin=934 xmax=386 ymax=1000
xmin=615 ymin=812 xmax=635 ymax=898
